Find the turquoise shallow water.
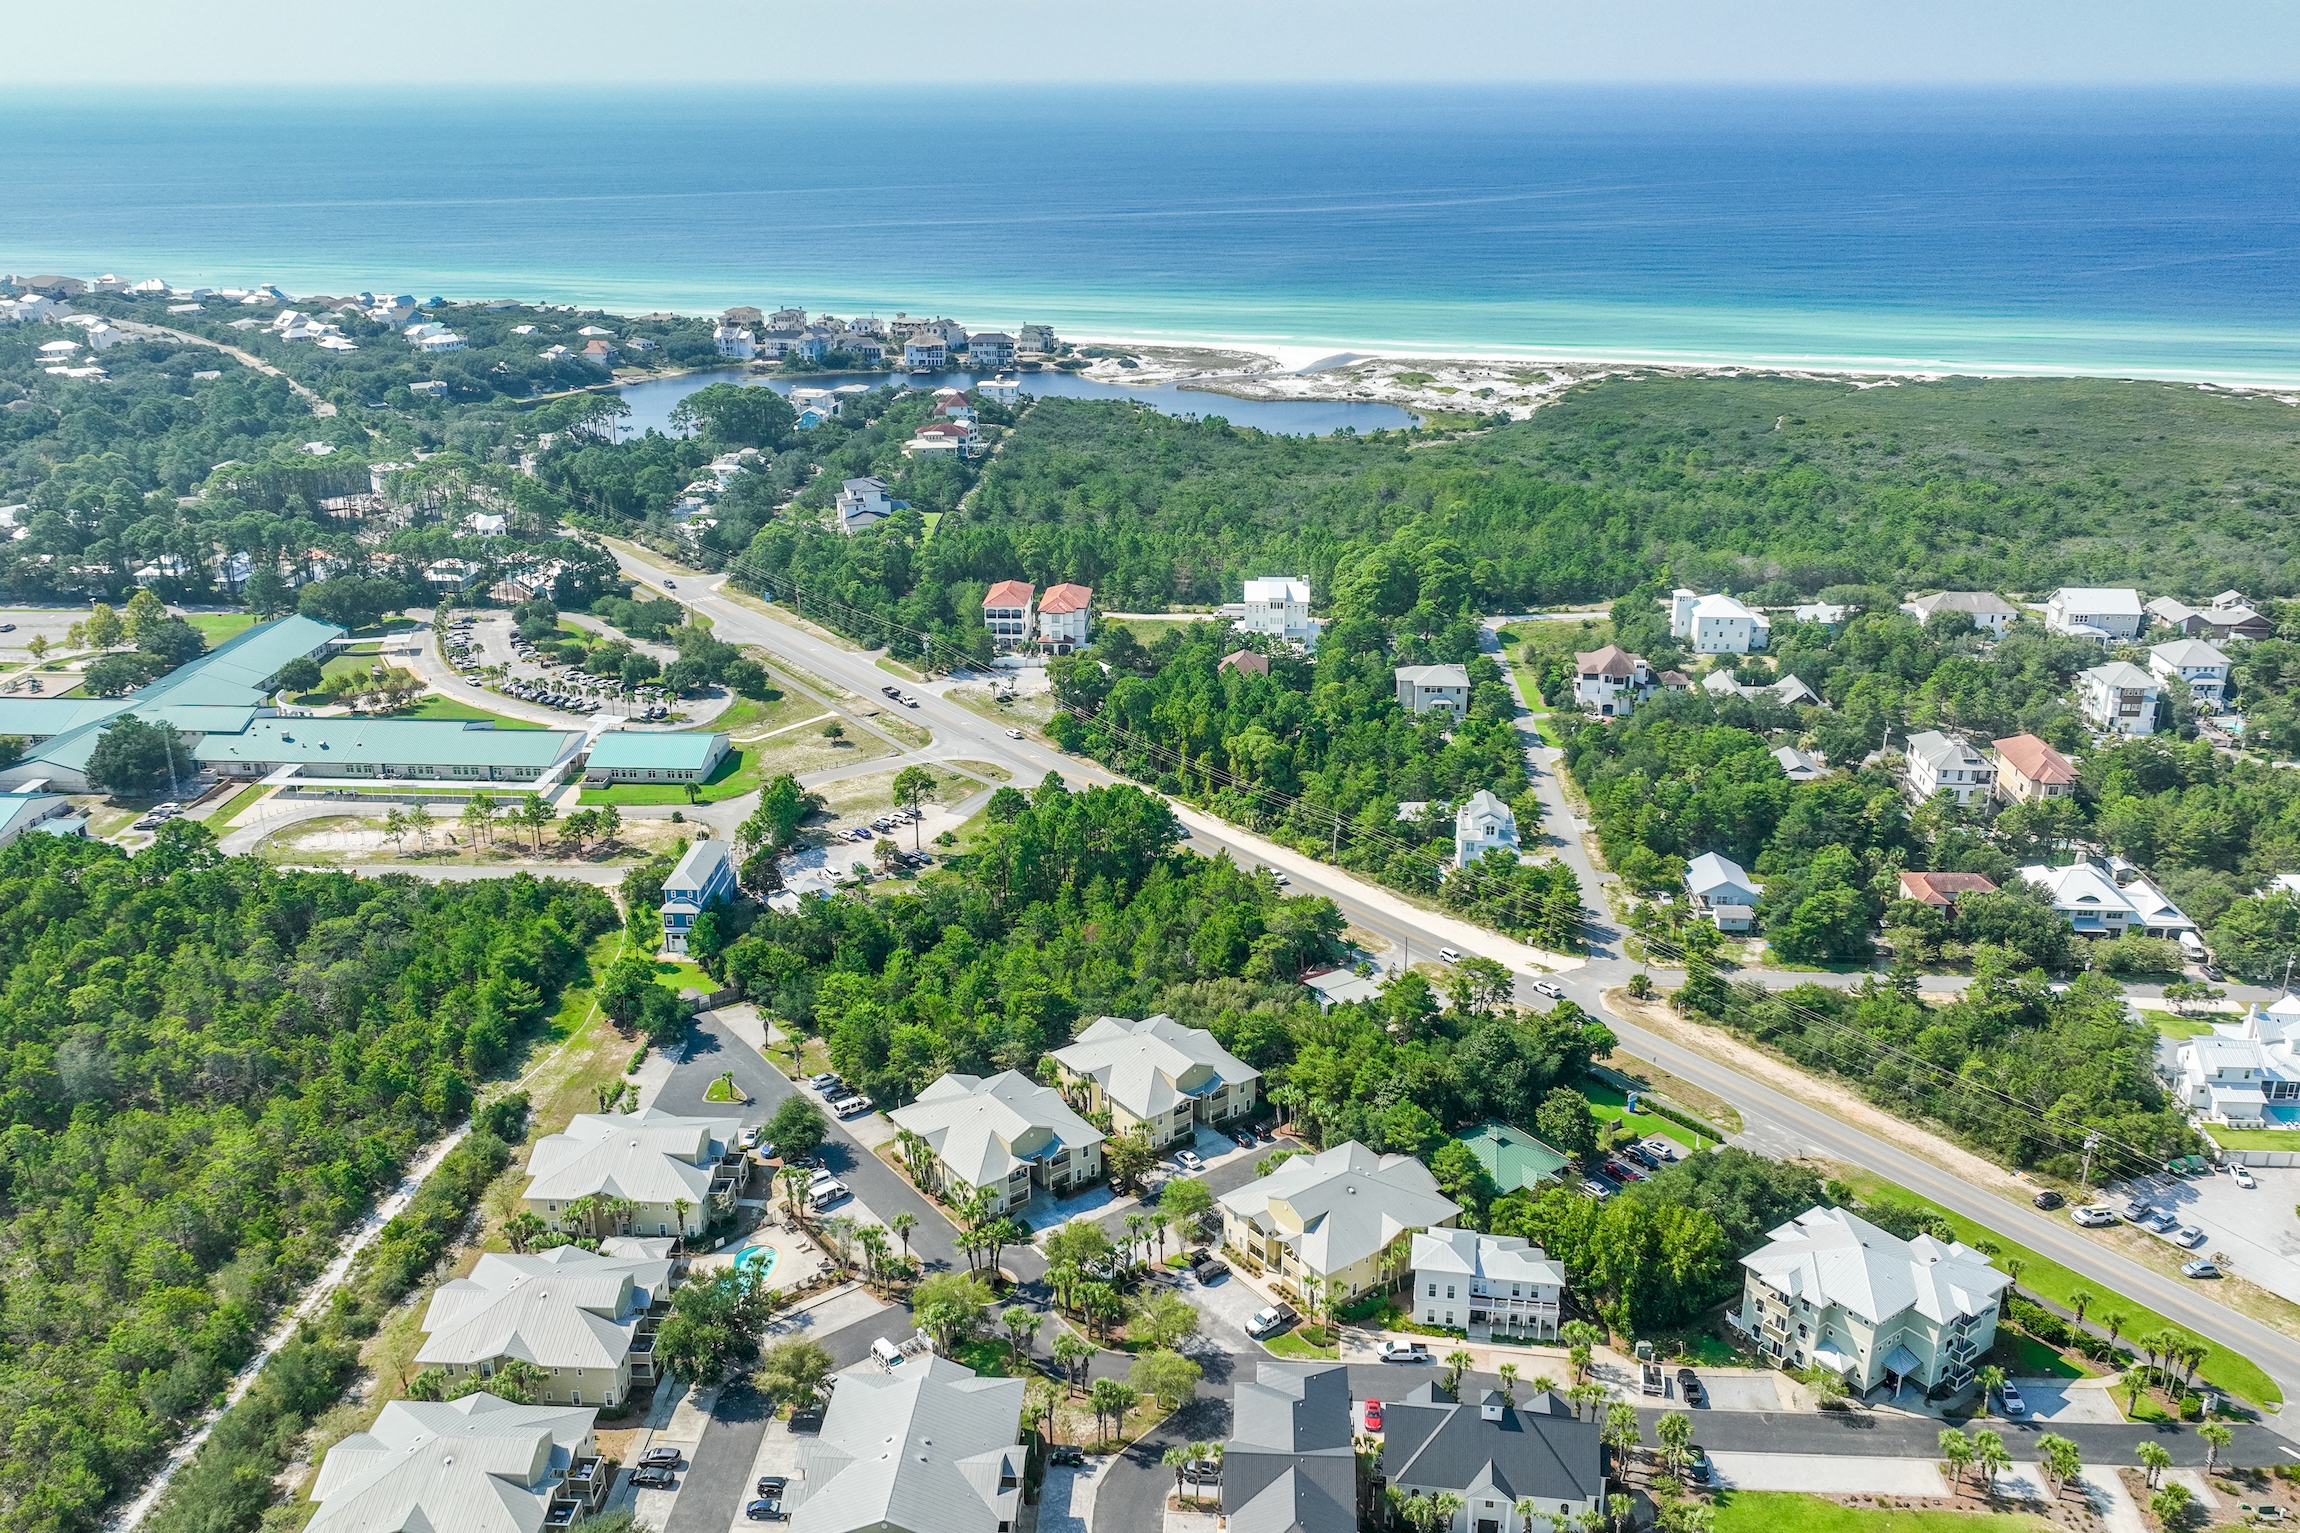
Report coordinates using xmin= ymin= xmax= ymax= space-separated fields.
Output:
xmin=7 ymin=85 xmax=2300 ymax=380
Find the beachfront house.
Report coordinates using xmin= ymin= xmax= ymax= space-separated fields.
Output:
xmin=967 ymin=331 xmax=1015 ymax=365
xmin=1394 ymin=664 xmax=1471 ymax=717
xmin=1667 ymin=589 xmax=1770 ymax=653
xmin=1019 ymin=323 xmax=1057 ymax=353
xmin=2078 ymin=661 xmax=2160 ymax=736
xmin=903 ymin=336 xmax=946 ymax=369
xmin=714 ymin=325 xmax=756 ymax=359
xmin=1902 ymin=730 xmax=1995 ymax=807
xmin=2148 ymin=638 xmax=2232 ymax=707
xmin=1991 ymin=734 xmax=2077 ymax=805
xmin=660 ymin=837 xmax=736 ymax=954
xmin=1901 ymin=591 xmax=2019 ymax=637
xmin=1573 ymin=644 xmax=1652 ymax=718
xmin=1736 ymin=1205 xmax=2006 ymax=1400
xmin=1410 ymin=1228 xmax=1565 ymax=1341
xmin=2046 ymin=587 xmax=2145 ymax=643
xmin=887 ymin=1070 xmax=1104 ymax=1217
xmin=1219 ymin=1141 xmax=1460 ymax=1309
xmin=1053 ymin=1013 xmax=1259 ymax=1149
xmin=982 ymin=580 xmax=1034 ymax=650
xmin=1453 ymin=790 xmax=1517 ymax=869
xmin=1685 ymin=852 xmax=1758 ymax=932
xmin=1037 ymin=583 xmax=1092 ymax=652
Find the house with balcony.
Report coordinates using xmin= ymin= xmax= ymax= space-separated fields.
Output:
xmin=1235 ymin=576 xmax=1320 ymax=648
xmin=981 ymin=580 xmax=1034 ymax=651
xmin=1395 ymin=663 xmax=1472 ymax=717
xmin=416 ymin=1245 xmax=677 ymax=1410
xmin=1019 ymin=323 xmax=1057 ymax=353
xmin=1572 ymin=645 xmax=1652 ymax=718
xmin=2148 ymin=591 xmax=2272 ymax=641
xmin=1036 ymin=583 xmax=1091 ymax=652
xmin=307 ymin=1396 xmax=613 ymax=1533
xmin=888 ymin=1070 xmax=1104 ymax=1218
xmin=2172 ymin=996 xmax=2300 ymax=1128
xmin=1685 ymin=851 xmax=1759 ymax=933
xmin=2019 ymin=860 xmax=2133 ymax=939
xmin=2046 ymin=587 xmax=2145 ymax=644
xmin=1409 ymin=1229 xmax=1565 ymax=1342
xmin=1901 ymin=590 xmax=2019 ymax=637
xmin=1902 ymin=730 xmax=1995 ymax=807
xmin=967 ymin=331 xmax=1016 ymax=366
xmin=1453 ymin=790 xmax=1517 ymax=870
xmin=2148 ymin=638 xmax=2232 ymax=708
xmin=523 ymin=1109 xmax=746 ymax=1242
xmin=835 ymin=476 xmax=897 ymax=535
xmin=1053 ymin=1014 xmax=1258 ymax=1149
xmin=903 ymin=336 xmax=946 ymax=369
xmin=1736 ymin=1205 xmax=2006 ymax=1400
xmin=1382 ymin=1383 xmax=1604 ymax=1533
xmin=660 ymin=836 xmax=735 ymax=954
xmin=1220 ymin=1141 xmax=1459 ymax=1309
xmin=2078 ymin=660 xmax=2160 ymax=737
xmin=1991 ymin=734 xmax=2077 ymax=805
xmin=1667 ymin=589 xmax=1770 ymax=653
xmin=713 ymin=325 xmax=756 ymax=359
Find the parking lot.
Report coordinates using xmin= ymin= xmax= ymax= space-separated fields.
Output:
xmin=2112 ymin=1163 xmax=2300 ymax=1305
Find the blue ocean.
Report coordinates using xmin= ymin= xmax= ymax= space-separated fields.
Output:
xmin=6 ymin=85 xmax=2300 ymax=381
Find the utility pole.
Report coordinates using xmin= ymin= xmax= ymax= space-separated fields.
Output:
xmin=2080 ymin=1131 xmax=2101 ymax=1191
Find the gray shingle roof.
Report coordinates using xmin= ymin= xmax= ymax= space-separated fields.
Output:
xmin=1381 ymin=1392 xmax=1602 ymax=1510
xmin=417 ymin=1248 xmax=669 ymax=1370
xmin=1222 ymin=1365 xmax=1356 ymax=1533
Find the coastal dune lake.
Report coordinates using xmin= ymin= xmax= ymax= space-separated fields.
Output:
xmin=614 ymin=366 xmax=1418 ymax=438
xmin=8 ymin=85 xmax=2300 ymax=378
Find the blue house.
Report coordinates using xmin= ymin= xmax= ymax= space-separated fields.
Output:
xmin=661 ymin=837 xmax=737 ymax=954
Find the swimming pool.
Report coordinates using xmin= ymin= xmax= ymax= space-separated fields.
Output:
xmin=735 ymin=1243 xmax=780 ymax=1281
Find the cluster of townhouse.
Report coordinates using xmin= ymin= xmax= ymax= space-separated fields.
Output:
xmin=710 ymin=305 xmax=1058 ymax=371
xmin=0 ymin=613 xmax=729 ymax=801
xmin=977 ymin=579 xmax=1093 ymax=652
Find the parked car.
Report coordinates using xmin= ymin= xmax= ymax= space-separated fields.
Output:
xmin=1047 ymin=1446 xmax=1086 ymax=1467
xmin=1604 ymin=1159 xmax=1646 ymax=1183
xmin=639 ymin=1447 xmax=682 ymax=1468
xmin=2144 ymin=1211 xmax=2181 ymax=1235
xmin=1376 ymin=1340 xmax=1432 ymax=1363
xmin=1640 ymin=1363 xmax=1664 ymax=1396
xmin=2182 ymin=1259 xmax=2223 ymax=1279
xmin=1182 ymin=1459 xmax=1221 ymax=1484
xmin=1640 ymin=1137 xmax=1680 ymax=1163
xmin=1362 ymin=1400 xmax=1384 ymax=1432
xmin=2031 ymin=1190 xmax=2064 ymax=1210
xmin=1192 ymin=1257 xmax=1230 ymax=1284
xmin=1998 ymin=1384 xmax=2027 ymax=1416
xmin=2234 ymin=1167 xmax=2258 ymax=1189
xmin=1531 ymin=979 xmax=1565 ymax=1000
xmin=1677 ymin=1368 xmax=1704 ymax=1406
xmin=744 ymin=1499 xmax=787 ymax=1522
xmin=756 ymin=1477 xmax=788 ymax=1497
xmin=1581 ymin=1177 xmax=1615 ymax=1200
xmin=2072 ymin=1205 xmax=2119 ymax=1227
xmin=1246 ymin=1304 xmax=1297 ymax=1338
xmin=2121 ymin=1199 xmax=2155 ymax=1223
xmin=1684 ymin=1444 xmax=1713 ymax=1484
xmin=2173 ymin=1224 xmax=2207 ymax=1247
xmin=1175 ymin=1148 xmax=1206 ymax=1173
xmin=629 ymin=1467 xmax=674 ymax=1489
xmin=834 ymin=1095 xmax=875 ymax=1117
xmin=808 ymin=1072 xmax=842 ymax=1091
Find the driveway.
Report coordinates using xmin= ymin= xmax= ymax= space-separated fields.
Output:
xmin=2006 ymin=1379 xmax=2126 ymax=1424
xmin=1707 ymin=1453 xmax=1948 ymax=1495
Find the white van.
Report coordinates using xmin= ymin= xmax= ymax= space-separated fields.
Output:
xmin=870 ymin=1336 xmax=905 ymax=1370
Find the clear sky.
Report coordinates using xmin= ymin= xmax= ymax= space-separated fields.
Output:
xmin=24 ymin=0 xmax=2300 ymax=84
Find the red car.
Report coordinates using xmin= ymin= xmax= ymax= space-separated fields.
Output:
xmin=1363 ymin=1399 xmax=1384 ymax=1432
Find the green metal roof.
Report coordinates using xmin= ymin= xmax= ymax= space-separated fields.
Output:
xmin=584 ymin=730 xmax=728 ymax=769
xmin=195 ymin=717 xmax=584 ymax=769
xmin=0 ymin=698 xmax=136 ymax=738
xmin=1455 ymin=1121 xmax=1569 ymax=1193
xmin=137 ymin=614 xmax=343 ymax=707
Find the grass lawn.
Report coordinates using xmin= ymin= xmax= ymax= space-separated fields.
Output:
xmin=703 ymin=1075 xmax=747 ymax=1103
xmin=202 ymin=783 xmax=270 ymax=823
xmin=1710 ymin=1491 xmax=2050 ymax=1532
xmin=578 ymin=743 xmax=754 ymax=806
xmin=876 ymin=655 xmax=926 ymax=683
xmin=1582 ymin=1077 xmax=1722 ymax=1151
xmin=2205 ymin=1127 xmax=2300 ymax=1151
xmin=1263 ymin=1328 xmax=1339 ymax=1361
xmin=1990 ymin=1329 xmax=2085 ymax=1380
xmin=951 ymin=1338 xmax=1016 ymax=1377
xmin=183 ymin=612 xmax=258 ymax=644
xmin=654 ymin=958 xmax=711 ymax=993
xmin=1837 ymin=1167 xmax=2280 ymax=1406
xmin=391 ymin=694 xmax=550 ymax=728
xmin=2144 ymin=1011 xmax=2222 ymax=1041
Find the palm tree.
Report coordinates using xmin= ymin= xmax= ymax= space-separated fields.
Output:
xmin=1656 ymin=1410 xmax=1692 ymax=1477
xmin=891 ymin=1211 xmax=917 ymax=1257
xmin=1605 ymin=1492 xmax=1632 ymax=1533
xmin=1938 ymin=1427 xmax=1973 ymax=1490
xmin=1498 ymin=1362 xmax=1519 ymax=1406
xmin=1973 ymin=1365 xmax=2005 ymax=1415
xmin=2066 ymin=1288 xmax=2096 ymax=1330
xmin=1428 ymin=1494 xmax=1465 ymax=1533
xmin=1973 ymin=1429 xmax=2010 ymax=1493
xmin=1004 ymin=1305 xmax=1037 ymax=1363
xmin=1444 ymin=1348 xmax=1474 ymax=1396
xmin=1530 ymin=1374 xmax=1557 ymax=1401
xmin=2200 ymin=1420 xmax=2232 ymax=1474
xmin=2100 ymin=1309 xmax=2128 ymax=1351
xmin=1163 ymin=1445 xmax=1190 ymax=1506
xmin=1053 ymin=1331 xmax=1094 ymax=1395
xmin=1601 ymin=1402 xmax=1641 ymax=1478
xmin=2037 ymin=1434 xmax=2081 ymax=1501
xmin=2137 ymin=1441 xmax=2172 ymax=1489
xmin=1514 ymin=1497 xmax=1537 ymax=1533
xmin=670 ymin=1197 xmax=693 ymax=1247
xmin=779 ymin=1164 xmax=810 ymax=1217
xmin=2122 ymin=1364 xmax=2151 ymax=1417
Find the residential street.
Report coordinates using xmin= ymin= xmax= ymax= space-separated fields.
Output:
xmin=598 ymin=540 xmax=2300 ymax=1417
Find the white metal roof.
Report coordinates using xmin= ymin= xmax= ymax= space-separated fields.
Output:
xmin=1741 ymin=1205 xmax=2006 ymax=1326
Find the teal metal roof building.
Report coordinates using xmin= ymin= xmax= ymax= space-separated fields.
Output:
xmin=582 ymin=730 xmax=730 ymax=784
xmin=198 ymin=717 xmax=584 ymax=782
xmin=1454 ymin=1121 xmax=1570 ymax=1194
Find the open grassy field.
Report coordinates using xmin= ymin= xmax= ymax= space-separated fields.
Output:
xmin=183 ymin=612 xmax=258 ymax=645
xmin=392 ymin=694 xmax=550 ymax=727
xmin=1709 ymin=1491 xmax=2050 ymax=1533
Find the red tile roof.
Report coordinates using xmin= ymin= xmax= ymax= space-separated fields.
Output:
xmin=1991 ymin=733 xmax=2076 ymax=785
xmin=1039 ymin=583 xmax=1092 ymax=615
xmin=982 ymin=580 xmax=1034 ymax=609
xmin=1897 ymin=871 xmax=2000 ymax=907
